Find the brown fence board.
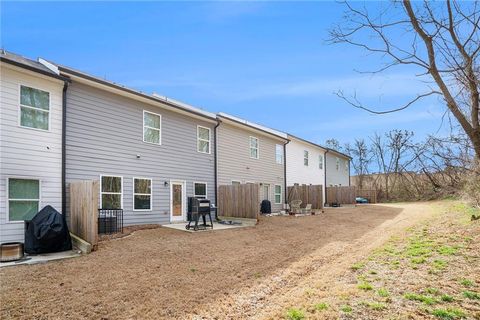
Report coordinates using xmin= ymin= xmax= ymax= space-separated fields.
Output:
xmin=218 ymin=184 xmax=259 ymax=219
xmin=287 ymin=184 xmax=324 ymax=209
xmin=69 ymin=180 xmax=99 ymax=249
xmin=326 ymin=186 xmax=356 ymax=205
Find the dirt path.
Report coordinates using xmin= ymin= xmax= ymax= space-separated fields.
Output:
xmin=193 ymin=202 xmax=436 ymax=319
xmin=0 ymin=203 xmax=436 ymax=320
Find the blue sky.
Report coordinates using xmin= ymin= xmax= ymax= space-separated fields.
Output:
xmin=1 ymin=1 xmax=448 ymax=145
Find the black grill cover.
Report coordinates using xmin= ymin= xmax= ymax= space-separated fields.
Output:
xmin=24 ymin=205 xmax=72 ymax=254
xmin=260 ymin=200 xmax=272 ymax=214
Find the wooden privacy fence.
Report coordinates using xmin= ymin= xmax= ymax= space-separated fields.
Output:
xmin=326 ymin=186 xmax=356 ymax=205
xmin=287 ymin=184 xmax=324 ymax=209
xmin=218 ymin=184 xmax=259 ymax=219
xmin=356 ymin=189 xmax=378 ymax=204
xmin=69 ymin=180 xmax=99 ymax=249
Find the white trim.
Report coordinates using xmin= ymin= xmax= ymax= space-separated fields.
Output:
xmin=193 ymin=181 xmax=208 ymax=198
xmin=274 ymin=184 xmax=282 ymax=205
xmin=262 ymin=183 xmax=271 ymax=201
xmin=6 ymin=177 xmax=41 ymax=223
xmin=100 ymin=175 xmax=123 ymax=209
xmin=132 ymin=177 xmax=153 ymax=212
xmin=249 ymin=136 xmax=259 ymax=159
xmin=217 ymin=112 xmax=288 ymax=139
xmin=197 ymin=125 xmax=211 ymax=154
xmin=143 ymin=110 xmax=162 ymax=145
xmin=18 ymin=84 xmax=51 ymax=132
xmin=38 ymin=58 xmax=60 ymax=74
xmin=319 ymin=154 xmax=324 ymax=170
xmin=170 ymin=180 xmax=186 ymax=222
xmin=304 ymin=150 xmax=309 ymax=166
xmin=275 ymin=144 xmax=283 ymax=165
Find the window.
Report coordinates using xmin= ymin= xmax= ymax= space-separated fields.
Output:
xmin=245 ymin=181 xmax=255 ymax=185
xmin=250 ymin=136 xmax=259 ymax=159
xmin=274 ymin=185 xmax=282 ymax=204
xmin=194 ymin=182 xmax=207 ymax=198
xmin=304 ymin=150 xmax=309 ymax=166
xmin=8 ymin=178 xmax=40 ymax=222
xmin=19 ymin=85 xmax=50 ymax=131
xmin=262 ymin=184 xmax=270 ymax=201
xmin=319 ymin=155 xmax=323 ymax=170
xmin=100 ymin=176 xmax=122 ymax=209
xmin=197 ymin=126 xmax=211 ymax=154
xmin=143 ymin=111 xmax=161 ymax=144
xmin=231 ymin=180 xmax=241 ymax=185
xmin=275 ymin=144 xmax=283 ymax=164
xmin=336 ymin=157 xmax=340 ymax=171
xmin=133 ymin=178 xmax=152 ymax=211
xmin=345 ymin=160 xmax=349 ymax=171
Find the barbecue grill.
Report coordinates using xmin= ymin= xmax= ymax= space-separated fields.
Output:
xmin=186 ymin=197 xmax=213 ymax=231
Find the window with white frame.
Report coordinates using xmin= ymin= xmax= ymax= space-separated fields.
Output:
xmin=274 ymin=185 xmax=282 ymax=204
xmin=319 ymin=155 xmax=323 ymax=170
xmin=336 ymin=157 xmax=340 ymax=171
xmin=19 ymin=85 xmax=50 ymax=131
xmin=345 ymin=160 xmax=349 ymax=171
xmin=275 ymin=144 xmax=283 ymax=164
xmin=133 ymin=178 xmax=152 ymax=211
xmin=197 ymin=126 xmax=211 ymax=153
xmin=8 ymin=178 xmax=40 ymax=222
xmin=304 ymin=150 xmax=309 ymax=166
xmin=101 ymin=176 xmax=122 ymax=209
xmin=231 ymin=180 xmax=241 ymax=185
xmin=143 ymin=111 xmax=161 ymax=144
xmin=250 ymin=136 xmax=259 ymax=159
xmin=194 ymin=182 xmax=207 ymax=198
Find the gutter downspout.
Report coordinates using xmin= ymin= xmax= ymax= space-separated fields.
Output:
xmin=283 ymin=139 xmax=290 ymax=206
xmin=62 ymin=81 xmax=69 ymax=222
xmin=324 ymin=149 xmax=329 ymax=206
xmin=214 ymin=119 xmax=221 ymax=221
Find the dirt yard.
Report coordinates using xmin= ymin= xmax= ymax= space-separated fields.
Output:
xmin=0 ymin=203 xmax=452 ymax=319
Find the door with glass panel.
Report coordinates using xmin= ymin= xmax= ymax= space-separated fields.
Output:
xmin=170 ymin=181 xmax=185 ymax=222
xmin=262 ymin=184 xmax=270 ymax=201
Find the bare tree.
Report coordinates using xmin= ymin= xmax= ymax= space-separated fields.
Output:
xmin=330 ymin=0 xmax=480 ymax=159
xmin=345 ymin=139 xmax=372 ymax=188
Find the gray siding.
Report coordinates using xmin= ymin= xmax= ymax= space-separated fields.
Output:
xmin=0 ymin=64 xmax=64 ymax=243
xmin=217 ymin=121 xmax=285 ymax=212
xmin=325 ymin=152 xmax=350 ymax=186
xmin=66 ymin=82 xmax=216 ymax=226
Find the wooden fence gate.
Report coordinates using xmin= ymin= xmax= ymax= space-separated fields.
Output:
xmin=325 ymin=186 xmax=356 ymax=205
xmin=218 ymin=184 xmax=259 ymax=219
xmin=69 ymin=180 xmax=99 ymax=249
xmin=287 ymin=184 xmax=324 ymax=209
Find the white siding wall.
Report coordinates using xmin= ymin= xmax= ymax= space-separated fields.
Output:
xmin=0 ymin=65 xmax=64 ymax=243
xmin=286 ymin=138 xmax=326 ymax=201
xmin=325 ymin=152 xmax=350 ymax=186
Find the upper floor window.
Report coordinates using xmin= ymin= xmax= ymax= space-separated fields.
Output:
xmin=194 ymin=182 xmax=207 ymax=198
xmin=143 ymin=111 xmax=161 ymax=144
xmin=304 ymin=150 xmax=309 ymax=166
xmin=319 ymin=155 xmax=323 ymax=170
xmin=8 ymin=178 xmax=40 ymax=222
xmin=275 ymin=144 xmax=283 ymax=164
xmin=20 ymin=85 xmax=50 ymax=131
xmin=197 ymin=126 xmax=211 ymax=154
xmin=345 ymin=160 xmax=349 ymax=171
xmin=336 ymin=157 xmax=340 ymax=171
xmin=250 ymin=136 xmax=259 ymax=159
xmin=100 ymin=175 xmax=123 ymax=209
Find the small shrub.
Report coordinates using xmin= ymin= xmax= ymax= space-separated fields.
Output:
xmin=314 ymin=302 xmax=328 ymax=311
xmin=441 ymin=294 xmax=454 ymax=302
xmin=431 ymin=307 xmax=466 ymax=319
xmin=462 ymin=291 xmax=480 ymax=300
xmin=404 ymin=293 xmax=439 ymax=305
xmin=340 ymin=305 xmax=352 ymax=313
xmin=358 ymin=281 xmax=373 ymax=291
xmin=377 ymin=288 xmax=390 ymax=297
xmin=286 ymin=308 xmax=305 ymax=320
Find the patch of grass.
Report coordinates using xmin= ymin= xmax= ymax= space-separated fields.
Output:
xmin=432 ymin=259 xmax=448 ymax=270
xmin=437 ymin=245 xmax=459 ymax=256
xmin=440 ymin=294 xmax=454 ymax=302
xmin=314 ymin=302 xmax=328 ymax=311
xmin=361 ymin=301 xmax=386 ymax=311
xmin=340 ymin=305 xmax=352 ymax=313
xmin=404 ymin=293 xmax=439 ymax=305
xmin=405 ymin=237 xmax=435 ymax=258
xmin=462 ymin=291 xmax=480 ymax=300
xmin=411 ymin=257 xmax=427 ymax=265
xmin=459 ymin=279 xmax=474 ymax=287
xmin=377 ymin=288 xmax=390 ymax=297
xmin=351 ymin=262 xmax=365 ymax=271
xmin=425 ymin=288 xmax=440 ymax=295
xmin=253 ymin=272 xmax=262 ymax=279
xmin=190 ymin=268 xmax=197 ymax=273
xmin=286 ymin=308 xmax=305 ymax=320
xmin=358 ymin=281 xmax=373 ymax=291
xmin=430 ymin=308 xmax=466 ymax=319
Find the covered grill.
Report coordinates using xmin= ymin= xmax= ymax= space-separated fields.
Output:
xmin=186 ymin=197 xmax=213 ymax=231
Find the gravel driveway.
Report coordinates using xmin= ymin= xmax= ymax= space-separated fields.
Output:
xmin=0 ymin=204 xmax=415 ymax=320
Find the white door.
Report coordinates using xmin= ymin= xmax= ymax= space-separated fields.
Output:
xmin=170 ymin=181 xmax=185 ymax=222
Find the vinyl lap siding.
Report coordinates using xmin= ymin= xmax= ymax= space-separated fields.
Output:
xmin=65 ymin=82 xmax=215 ymax=226
xmin=0 ymin=65 xmax=63 ymax=243
xmin=325 ymin=153 xmax=350 ymax=186
xmin=217 ymin=122 xmax=285 ymax=212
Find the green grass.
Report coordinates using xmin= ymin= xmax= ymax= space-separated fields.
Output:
xmin=314 ymin=302 xmax=328 ymax=311
xmin=361 ymin=301 xmax=386 ymax=311
xmin=459 ymin=279 xmax=474 ymax=287
xmin=340 ymin=305 xmax=352 ymax=313
xmin=432 ymin=259 xmax=448 ymax=270
xmin=377 ymin=288 xmax=390 ymax=297
xmin=286 ymin=308 xmax=305 ymax=320
xmin=437 ymin=245 xmax=459 ymax=256
xmin=430 ymin=308 xmax=466 ymax=319
xmin=411 ymin=257 xmax=427 ymax=265
xmin=440 ymin=294 xmax=454 ymax=302
xmin=351 ymin=262 xmax=365 ymax=271
xmin=358 ymin=281 xmax=374 ymax=291
xmin=462 ymin=291 xmax=480 ymax=300
xmin=425 ymin=288 xmax=440 ymax=295
xmin=404 ymin=293 xmax=439 ymax=305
